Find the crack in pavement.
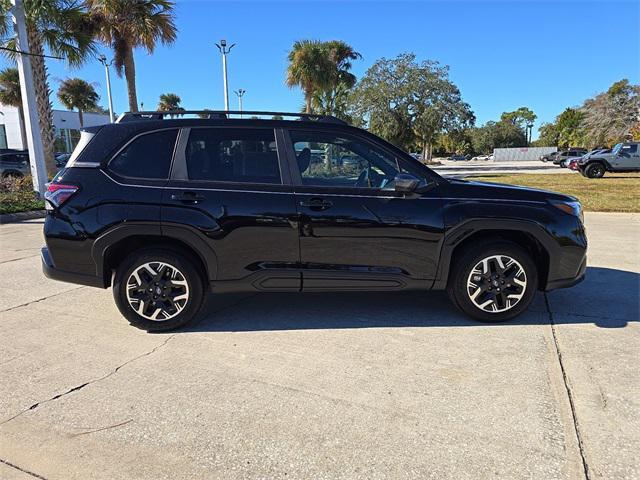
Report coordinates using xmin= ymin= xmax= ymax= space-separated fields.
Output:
xmin=0 ymin=335 xmax=175 ymax=426
xmin=0 ymin=286 xmax=86 ymax=314
xmin=544 ymin=293 xmax=591 ymax=480
xmin=0 ymin=254 xmax=41 ymax=265
xmin=0 ymin=458 xmax=48 ymax=480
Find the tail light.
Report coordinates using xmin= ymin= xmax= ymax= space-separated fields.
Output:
xmin=44 ymin=183 xmax=78 ymax=210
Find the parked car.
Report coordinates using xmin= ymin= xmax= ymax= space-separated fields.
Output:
xmin=0 ymin=151 xmax=29 ymax=178
xmin=552 ymin=149 xmax=588 ymax=166
xmin=578 ymin=142 xmax=640 ymax=178
xmin=539 ymin=151 xmax=559 ymax=162
xmin=42 ymin=110 xmax=587 ymax=331
xmin=471 ymin=154 xmax=491 ymax=161
xmin=55 ymin=153 xmax=72 ymax=168
xmin=449 ymin=154 xmax=471 ymax=161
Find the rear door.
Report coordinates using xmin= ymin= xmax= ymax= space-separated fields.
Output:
xmin=163 ymin=126 xmax=301 ymax=291
xmin=282 ymin=128 xmax=443 ymax=291
xmin=612 ymin=143 xmax=639 ymax=169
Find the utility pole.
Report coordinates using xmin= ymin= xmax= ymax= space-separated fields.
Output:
xmin=234 ymin=89 xmax=246 ymax=117
xmin=98 ymin=55 xmax=115 ymax=123
xmin=215 ymin=39 xmax=235 ymax=111
xmin=10 ymin=0 xmax=47 ymax=196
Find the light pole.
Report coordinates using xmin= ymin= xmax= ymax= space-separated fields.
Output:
xmin=526 ymin=122 xmax=534 ymax=146
xmin=98 ymin=54 xmax=115 ymax=123
xmin=215 ymin=39 xmax=235 ymax=111
xmin=10 ymin=0 xmax=47 ymax=196
xmin=234 ymin=89 xmax=246 ymax=117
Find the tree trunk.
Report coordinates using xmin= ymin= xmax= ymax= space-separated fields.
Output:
xmin=26 ymin=24 xmax=56 ymax=177
xmin=78 ymin=109 xmax=84 ymax=128
xmin=123 ymin=46 xmax=139 ymax=112
xmin=17 ymin=104 xmax=28 ymax=150
xmin=304 ymin=89 xmax=312 ymax=114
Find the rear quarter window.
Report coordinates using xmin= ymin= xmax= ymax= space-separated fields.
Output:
xmin=109 ymin=129 xmax=179 ymax=179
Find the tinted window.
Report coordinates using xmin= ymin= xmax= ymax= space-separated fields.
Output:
xmin=109 ymin=129 xmax=178 ymax=179
xmin=621 ymin=144 xmax=638 ymax=154
xmin=289 ymin=130 xmax=409 ymax=189
xmin=185 ymin=128 xmax=280 ymax=184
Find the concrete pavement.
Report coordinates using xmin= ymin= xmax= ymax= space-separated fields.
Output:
xmin=0 ymin=214 xmax=638 ymax=480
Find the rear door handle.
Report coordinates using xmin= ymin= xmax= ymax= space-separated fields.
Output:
xmin=299 ymin=198 xmax=333 ymax=210
xmin=171 ymin=191 xmax=205 ymax=203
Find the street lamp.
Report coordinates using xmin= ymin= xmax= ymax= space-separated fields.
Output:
xmin=526 ymin=121 xmax=534 ymax=145
xmin=234 ymin=88 xmax=246 ymax=117
xmin=215 ymin=39 xmax=235 ymax=111
xmin=98 ymin=54 xmax=115 ymax=123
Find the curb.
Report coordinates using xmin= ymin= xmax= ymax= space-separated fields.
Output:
xmin=0 ymin=210 xmax=46 ymax=224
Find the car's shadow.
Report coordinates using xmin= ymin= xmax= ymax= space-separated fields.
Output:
xmin=185 ymin=267 xmax=638 ymax=333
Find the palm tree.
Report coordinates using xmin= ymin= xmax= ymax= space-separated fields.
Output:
xmin=57 ymin=78 xmax=99 ymax=127
xmin=157 ymin=92 xmax=181 ymax=111
xmin=86 ymin=0 xmax=177 ymax=113
xmin=0 ymin=1 xmax=96 ymax=175
xmin=286 ymin=40 xmax=333 ymax=114
xmin=324 ymin=40 xmax=361 ymax=90
xmin=0 ymin=67 xmax=27 ymax=148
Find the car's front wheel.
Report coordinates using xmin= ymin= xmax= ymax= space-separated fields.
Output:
xmin=113 ymin=248 xmax=206 ymax=331
xmin=447 ymin=242 xmax=538 ymax=322
xmin=584 ymin=162 xmax=606 ymax=178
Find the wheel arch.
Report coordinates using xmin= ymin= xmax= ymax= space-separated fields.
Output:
xmin=433 ymin=220 xmax=554 ymax=291
xmin=92 ymin=224 xmax=217 ymax=287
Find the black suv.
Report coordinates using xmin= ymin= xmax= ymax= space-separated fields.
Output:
xmin=42 ymin=111 xmax=587 ymax=331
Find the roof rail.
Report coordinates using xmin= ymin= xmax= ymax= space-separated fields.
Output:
xmin=115 ymin=110 xmax=348 ymax=125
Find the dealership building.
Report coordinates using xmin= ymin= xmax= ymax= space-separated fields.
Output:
xmin=0 ymin=104 xmax=110 ymax=152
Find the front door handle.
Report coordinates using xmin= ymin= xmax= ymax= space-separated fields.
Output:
xmin=299 ymin=198 xmax=333 ymax=210
xmin=171 ymin=191 xmax=205 ymax=204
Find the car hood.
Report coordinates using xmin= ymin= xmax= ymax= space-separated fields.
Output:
xmin=443 ymin=178 xmax=576 ymax=203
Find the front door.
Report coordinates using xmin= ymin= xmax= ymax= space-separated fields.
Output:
xmin=162 ymin=126 xmax=301 ymax=292
xmin=284 ymin=128 xmax=444 ymax=291
xmin=612 ymin=143 xmax=639 ymax=169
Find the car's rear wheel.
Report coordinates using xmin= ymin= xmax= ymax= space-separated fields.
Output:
xmin=113 ymin=248 xmax=206 ymax=331
xmin=447 ymin=241 xmax=538 ymax=322
xmin=584 ymin=162 xmax=606 ymax=178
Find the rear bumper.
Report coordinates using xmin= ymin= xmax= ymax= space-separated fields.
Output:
xmin=545 ymin=255 xmax=587 ymax=291
xmin=41 ymin=247 xmax=106 ymax=288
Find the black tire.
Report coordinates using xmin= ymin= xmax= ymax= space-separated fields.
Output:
xmin=447 ymin=241 xmax=538 ymax=322
xmin=113 ymin=248 xmax=206 ymax=331
xmin=584 ymin=162 xmax=605 ymax=178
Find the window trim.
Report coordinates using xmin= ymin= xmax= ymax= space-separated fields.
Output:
xmin=170 ymin=126 xmax=290 ymax=187
xmin=282 ymin=127 xmax=420 ymax=196
xmin=106 ymin=127 xmax=180 ymax=181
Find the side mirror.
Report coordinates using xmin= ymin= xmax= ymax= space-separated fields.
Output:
xmin=394 ymin=173 xmax=420 ymax=193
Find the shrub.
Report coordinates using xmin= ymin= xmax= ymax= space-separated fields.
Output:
xmin=0 ymin=176 xmax=45 ymax=215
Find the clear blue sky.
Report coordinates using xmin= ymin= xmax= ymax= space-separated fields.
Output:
xmin=5 ymin=0 xmax=639 ymax=136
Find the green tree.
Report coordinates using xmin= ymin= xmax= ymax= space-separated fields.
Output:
xmin=286 ymin=40 xmax=332 ymax=114
xmin=535 ymin=122 xmax=559 ymax=147
xmin=555 ymin=108 xmax=586 ymax=148
xmin=157 ymin=92 xmax=181 ymax=111
xmin=57 ymin=78 xmax=99 ymax=127
xmin=0 ymin=67 xmax=27 ymax=148
xmin=87 ymin=0 xmax=177 ymax=112
xmin=470 ymin=121 xmax=527 ymax=153
xmin=1 ymin=0 xmax=96 ymax=175
xmin=351 ymin=53 xmax=474 ymax=161
xmin=501 ymin=107 xmax=537 ymax=143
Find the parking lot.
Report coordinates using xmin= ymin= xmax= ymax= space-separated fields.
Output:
xmin=0 ymin=213 xmax=638 ymax=480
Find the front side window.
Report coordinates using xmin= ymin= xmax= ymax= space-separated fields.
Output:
xmin=185 ymin=128 xmax=281 ymax=184
xmin=109 ymin=129 xmax=178 ymax=179
xmin=621 ymin=144 xmax=637 ymax=154
xmin=289 ymin=130 xmax=406 ymax=189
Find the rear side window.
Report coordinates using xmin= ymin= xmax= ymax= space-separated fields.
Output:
xmin=109 ymin=129 xmax=178 ymax=179
xmin=185 ymin=128 xmax=281 ymax=184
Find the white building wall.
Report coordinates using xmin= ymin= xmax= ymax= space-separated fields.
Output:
xmin=0 ymin=103 xmax=110 ymax=150
xmin=0 ymin=104 xmax=25 ymax=149
xmin=493 ymin=146 xmax=558 ymax=162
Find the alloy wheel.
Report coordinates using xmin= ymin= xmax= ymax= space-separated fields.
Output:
xmin=466 ymin=255 xmax=527 ymax=313
xmin=126 ymin=262 xmax=189 ymax=321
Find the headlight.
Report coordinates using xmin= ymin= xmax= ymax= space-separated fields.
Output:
xmin=550 ymin=200 xmax=583 ymax=223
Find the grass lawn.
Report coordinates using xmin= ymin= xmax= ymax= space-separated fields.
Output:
xmin=465 ymin=172 xmax=640 ymax=213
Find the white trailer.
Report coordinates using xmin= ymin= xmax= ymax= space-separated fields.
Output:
xmin=493 ymin=146 xmax=557 ymax=162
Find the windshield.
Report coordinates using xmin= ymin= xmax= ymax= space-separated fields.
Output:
xmin=612 ymin=143 xmax=623 ymax=155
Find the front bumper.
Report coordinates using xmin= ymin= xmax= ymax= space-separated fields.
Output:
xmin=41 ymin=247 xmax=106 ymax=288
xmin=545 ymin=255 xmax=587 ymax=291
